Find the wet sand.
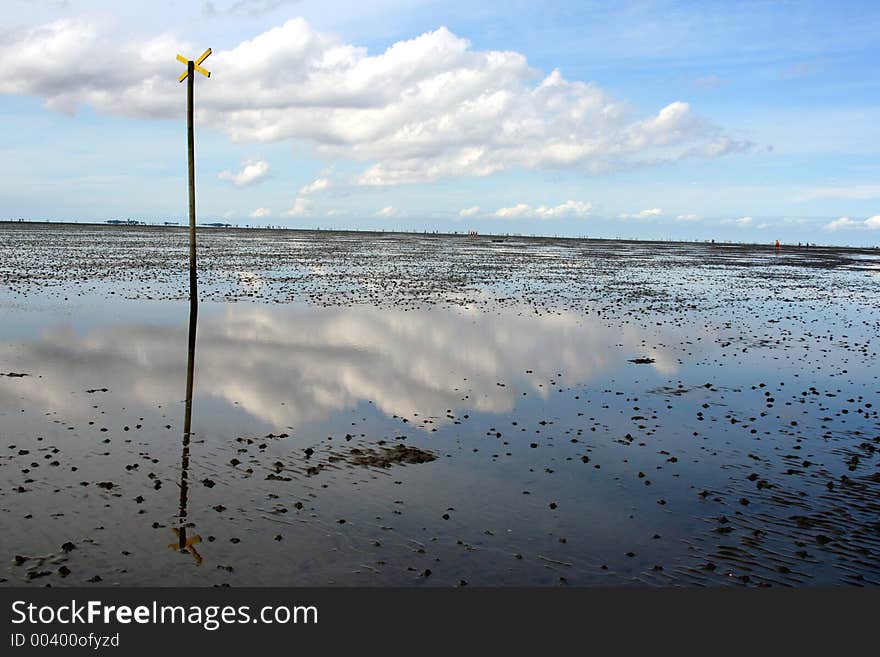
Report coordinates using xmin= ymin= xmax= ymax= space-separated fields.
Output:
xmin=1 ymin=223 xmax=879 ymax=586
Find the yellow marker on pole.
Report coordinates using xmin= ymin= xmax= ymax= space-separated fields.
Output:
xmin=175 ymin=48 xmax=211 ymax=555
xmin=177 ymin=48 xmax=212 ymax=82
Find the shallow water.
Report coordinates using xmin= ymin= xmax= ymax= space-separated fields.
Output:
xmin=1 ymin=224 xmax=879 ymax=586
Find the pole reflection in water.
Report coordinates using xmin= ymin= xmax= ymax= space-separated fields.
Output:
xmin=168 ymin=69 xmax=203 ymax=564
xmin=167 ymin=270 xmax=203 ymax=562
xmin=168 ymin=233 xmax=204 ymax=562
xmin=168 ymin=418 xmax=203 ymax=564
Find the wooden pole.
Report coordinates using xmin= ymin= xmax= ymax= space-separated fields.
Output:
xmin=181 ymin=59 xmax=197 ymax=549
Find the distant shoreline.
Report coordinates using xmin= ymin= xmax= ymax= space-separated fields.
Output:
xmin=1 ymin=219 xmax=877 ymax=252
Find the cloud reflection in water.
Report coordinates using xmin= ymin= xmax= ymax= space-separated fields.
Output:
xmin=1 ymin=303 xmax=684 ymax=431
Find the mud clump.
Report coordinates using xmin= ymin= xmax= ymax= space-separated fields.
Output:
xmin=348 ymin=445 xmax=436 ymax=468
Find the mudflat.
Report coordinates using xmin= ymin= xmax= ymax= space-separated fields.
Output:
xmin=1 ymin=222 xmax=878 ymax=586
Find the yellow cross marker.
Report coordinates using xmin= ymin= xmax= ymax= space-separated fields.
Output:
xmin=169 ymin=527 xmax=204 ymax=565
xmin=177 ymin=48 xmax=212 ymax=83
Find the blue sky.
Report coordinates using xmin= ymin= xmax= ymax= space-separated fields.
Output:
xmin=1 ymin=0 xmax=878 ymax=244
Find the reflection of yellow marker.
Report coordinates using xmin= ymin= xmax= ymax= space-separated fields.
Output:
xmin=169 ymin=527 xmax=203 ymax=565
xmin=177 ymin=48 xmax=212 ymax=83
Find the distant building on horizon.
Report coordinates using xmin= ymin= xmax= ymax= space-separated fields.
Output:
xmin=105 ymin=219 xmax=146 ymax=226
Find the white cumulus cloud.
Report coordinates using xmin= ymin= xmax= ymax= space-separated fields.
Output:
xmin=495 ymin=200 xmax=591 ymax=219
xmin=249 ymin=207 xmax=271 ymax=218
xmin=283 ymin=197 xmax=312 ymax=217
xmin=0 ymin=18 xmax=756 ymax=187
xmin=299 ymin=177 xmax=331 ymax=195
xmin=620 ymin=208 xmax=663 ymax=219
xmin=825 ymin=215 xmax=880 ymax=231
xmin=825 ymin=216 xmax=858 ymax=231
xmin=495 ymin=203 xmax=531 ymax=218
xmin=533 ymin=200 xmax=592 ymax=218
xmin=218 ymin=158 xmax=270 ymax=187
xmin=458 ymin=205 xmax=481 ymax=217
